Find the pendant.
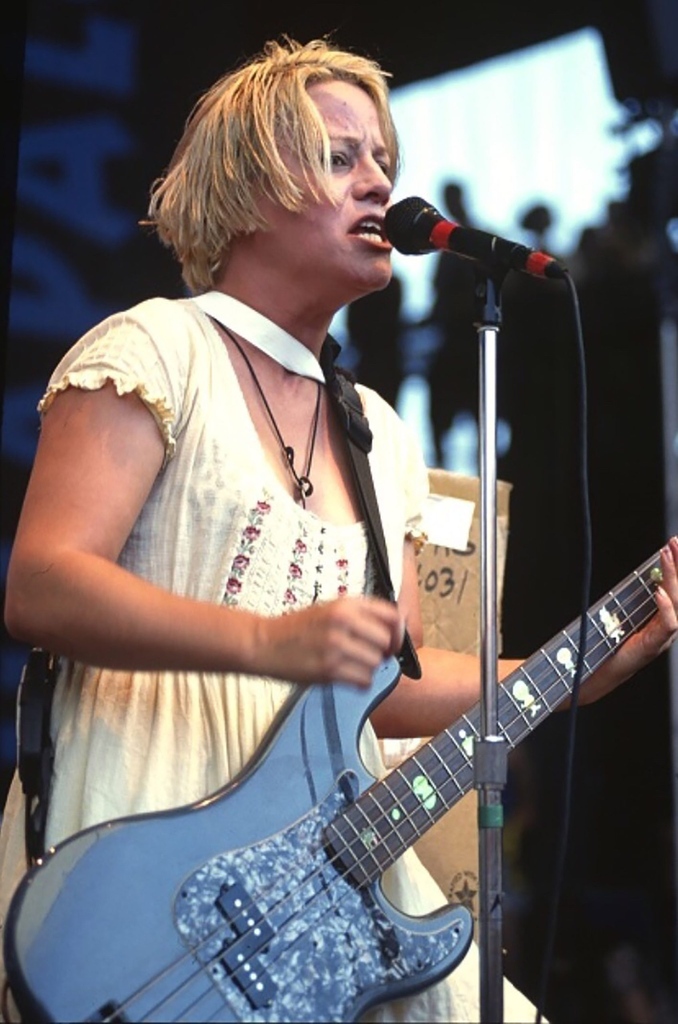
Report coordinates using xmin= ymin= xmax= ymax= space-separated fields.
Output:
xmin=298 ymin=476 xmax=314 ymax=499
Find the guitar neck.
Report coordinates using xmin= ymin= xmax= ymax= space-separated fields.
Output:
xmin=324 ymin=550 xmax=663 ymax=885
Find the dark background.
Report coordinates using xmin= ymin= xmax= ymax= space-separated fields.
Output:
xmin=2 ymin=2 xmax=678 ymax=1021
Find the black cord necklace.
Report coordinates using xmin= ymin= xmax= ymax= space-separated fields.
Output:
xmin=224 ymin=326 xmax=322 ymax=507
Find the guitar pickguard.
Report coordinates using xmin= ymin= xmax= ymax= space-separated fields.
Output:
xmin=174 ymin=777 xmax=471 ymax=1021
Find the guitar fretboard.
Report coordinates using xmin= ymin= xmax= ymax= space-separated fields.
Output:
xmin=324 ymin=550 xmax=662 ymax=885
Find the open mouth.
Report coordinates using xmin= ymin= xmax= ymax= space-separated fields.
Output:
xmin=350 ymin=217 xmax=386 ymax=244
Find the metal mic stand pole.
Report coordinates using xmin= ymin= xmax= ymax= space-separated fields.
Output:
xmin=472 ymin=264 xmax=509 ymax=1023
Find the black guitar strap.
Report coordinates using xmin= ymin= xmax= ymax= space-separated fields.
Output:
xmin=321 ymin=336 xmax=422 ymax=681
xmin=16 ymin=647 xmax=60 ymax=864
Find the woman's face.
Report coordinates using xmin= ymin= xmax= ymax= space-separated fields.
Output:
xmin=253 ymin=79 xmax=395 ymax=311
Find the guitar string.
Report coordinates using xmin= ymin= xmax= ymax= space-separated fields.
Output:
xmin=109 ymin=572 xmax=660 ymax=1023
xmin=327 ymin=558 xmax=663 ymax=874
xmin=119 ymin=591 xmax=660 ymax=1022
xmin=105 ymin=569 xmax=660 ymax=1022
xmin=333 ymin=568 xmax=662 ymax=872
xmin=385 ymin=567 xmax=662 ymax=842
xmin=107 ymin=571 xmax=660 ymax=1023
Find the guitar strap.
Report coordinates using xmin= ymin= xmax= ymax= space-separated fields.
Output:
xmin=16 ymin=647 xmax=59 ymax=864
xmin=321 ymin=336 xmax=422 ymax=681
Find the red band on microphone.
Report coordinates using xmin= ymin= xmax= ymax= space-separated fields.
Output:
xmin=430 ymin=220 xmax=458 ymax=249
xmin=525 ymin=250 xmax=557 ymax=277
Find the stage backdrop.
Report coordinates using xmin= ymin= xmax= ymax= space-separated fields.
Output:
xmin=1 ymin=2 xmax=676 ymax=1021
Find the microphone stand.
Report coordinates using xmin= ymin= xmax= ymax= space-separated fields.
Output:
xmin=472 ymin=262 xmax=509 ymax=1022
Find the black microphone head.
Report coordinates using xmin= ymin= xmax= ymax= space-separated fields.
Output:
xmin=384 ymin=196 xmax=445 ymax=255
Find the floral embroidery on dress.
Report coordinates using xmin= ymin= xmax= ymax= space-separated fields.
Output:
xmin=336 ymin=555 xmax=350 ymax=597
xmin=224 ymin=495 xmax=273 ymax=605
xmin=312 ymin=526 xmax=326 ymax=604
xmin=283 ymin=528 xmax=310 ymax=609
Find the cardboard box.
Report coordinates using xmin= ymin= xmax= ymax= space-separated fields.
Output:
xmin=380 ymin=469 xmax=512 ymax=922
xmin=417 ymin=469 xmax=512 ymax=656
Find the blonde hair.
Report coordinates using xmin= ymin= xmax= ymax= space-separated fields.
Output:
xmin=145 ymin=37 xmax=400 ymax=293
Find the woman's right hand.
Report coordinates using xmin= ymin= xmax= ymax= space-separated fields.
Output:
xmin=252 ymin=596 xmax=405 ymax=688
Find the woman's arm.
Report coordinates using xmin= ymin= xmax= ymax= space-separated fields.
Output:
xmin=370 ymin=537 xmax=678 ymax=739
xmin=5 ymin=384 xmax=403 ymax=686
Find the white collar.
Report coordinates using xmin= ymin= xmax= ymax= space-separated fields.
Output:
xmin=192 ymin=291 xmax=326 ymax=384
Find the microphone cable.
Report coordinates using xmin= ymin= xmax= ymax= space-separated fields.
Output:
xmin=385 ymin=195 xmax=594 ymax=1018
xmin=534 ymin=269 xmax=592 ymax=1023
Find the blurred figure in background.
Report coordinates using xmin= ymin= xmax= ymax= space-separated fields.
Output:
xmin=347 ymin=271 xmax=404 ymax=409
xmin=424 ymin=181 xmax=479 ymax=466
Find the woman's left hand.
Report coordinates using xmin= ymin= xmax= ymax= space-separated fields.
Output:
xmin=579 ymin=536 xmax=678 ymax=704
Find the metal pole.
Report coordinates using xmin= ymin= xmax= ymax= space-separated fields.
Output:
xmin=474 ymin=273 xmax=509 ymax=1023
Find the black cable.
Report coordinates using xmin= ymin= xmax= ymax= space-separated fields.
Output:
xmin=535 ymin=271 xmax=592 ymax=1022
xmin=222 ymin=325 xmax=322 ymax=505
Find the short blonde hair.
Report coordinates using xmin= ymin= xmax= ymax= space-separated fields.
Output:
xmin=146 ymin=37 xmax=400 ymax=294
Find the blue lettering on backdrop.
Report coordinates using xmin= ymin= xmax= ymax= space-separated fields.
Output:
xmin=5 ymin=6 xmax=137 ymax=463
xmin=1 ymin=383 xmax=50 ymax=466
xmin=10 ymin=235 xmax=111 ymax=338
xmin=18 ymin=117 xmax=136 ymax=244
xmin=2 ymin=5 xmax=139 ymax=777
xmin=24 ymin=15 xmax=135 ymax=96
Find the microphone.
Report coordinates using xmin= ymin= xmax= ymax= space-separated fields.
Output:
xmin=384 ymin=195 xmax=567 ymax=280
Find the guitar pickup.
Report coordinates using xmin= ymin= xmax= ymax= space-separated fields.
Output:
xmin=220 ymin=950 xmax=276 ymax=1010
xmin=215 ymin=881 xmax=274 ymax=947
xmin=215 ymin=881 xmax=276 ymax=1010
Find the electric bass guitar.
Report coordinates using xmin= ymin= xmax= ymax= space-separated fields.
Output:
xmin=4 ymin=549 xmax=665 ymax=1022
